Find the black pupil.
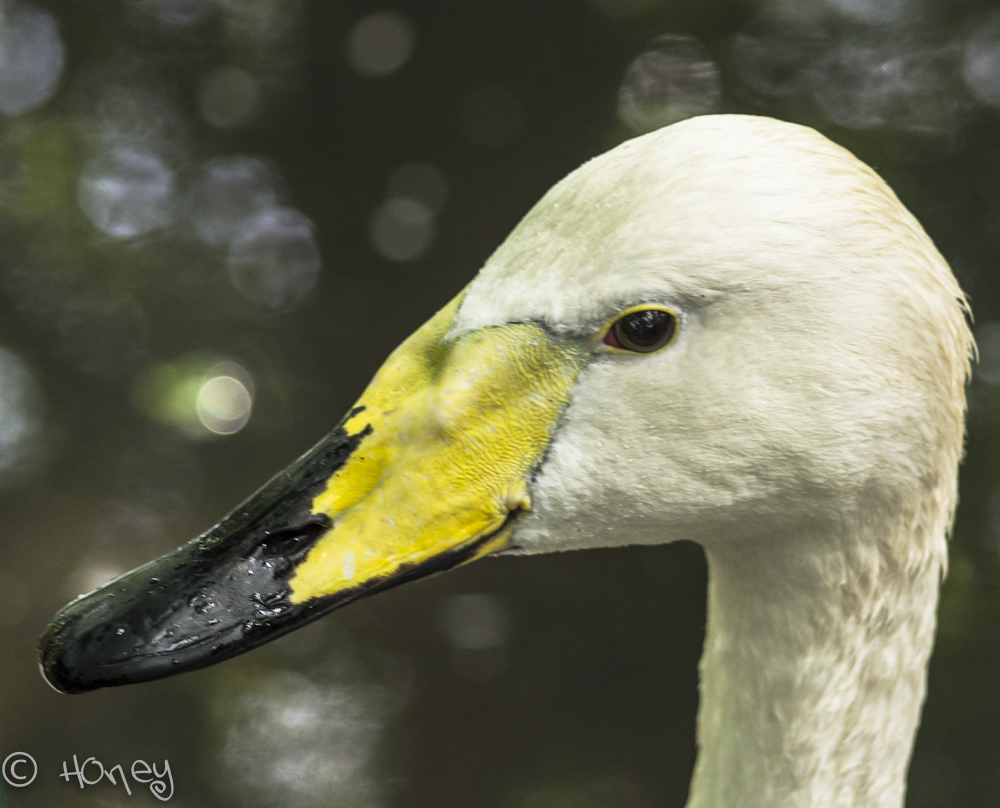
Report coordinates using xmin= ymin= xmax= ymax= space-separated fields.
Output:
xmin=617 ymin=310 xmax=674 ymax=351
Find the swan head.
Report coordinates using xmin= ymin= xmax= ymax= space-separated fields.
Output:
xmin=39 ymin=114 xmax=972 ymax=694
xmin=466 ymin=113 xmax=973 ymax=557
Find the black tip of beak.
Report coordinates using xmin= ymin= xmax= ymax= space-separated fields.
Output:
xmin=39 ymin=421 xmax=367 ymax=694
xmin=39 ymin=511 xmax=334 ymax=694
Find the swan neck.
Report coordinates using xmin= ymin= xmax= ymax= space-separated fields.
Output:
xmin=687 ymin=526 xmax=942 ymax=808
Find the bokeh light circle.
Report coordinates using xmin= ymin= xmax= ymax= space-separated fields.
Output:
xmin=187 ymin=156 xmax=282 ymax=248
xmin=196 ymin=375 xmax=252 ymax=434
xmin=439 ymin=594 xmax=510 ymax=650
xmin=369 ymin=198 xmax=435 ymax=262
xmin=132 ymin=355 xmax=256 ymax=438
xmin=618 ymin=35 xmax=720 ymax=133
xmin=0 ymin=5 xmax=64 ymax=116
xmin=227 ymin=207 xmax=322 ymax=309
xmin=813 ymin=37 xmax=958 ymax=134
xmin=345 ymin=11 xmax=415 ymax=77
xmin=77 ymin=149 xmax=175 ymax=238
xmin=220 ymin=670 xmax=397 ymax=806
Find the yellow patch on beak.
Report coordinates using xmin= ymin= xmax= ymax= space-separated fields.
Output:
xmin=288 ymin=293 xmax=589 ymax=603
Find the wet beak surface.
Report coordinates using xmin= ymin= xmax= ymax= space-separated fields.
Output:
xmin=40 ymin=294 xmax=588 ymax=693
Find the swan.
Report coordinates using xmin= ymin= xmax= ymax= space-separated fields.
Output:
xmin=39 ymin=114 xmax=974 ymax=808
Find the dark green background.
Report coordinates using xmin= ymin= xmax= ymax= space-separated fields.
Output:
xmin=3 ymin=1 xmax=1000 ymax=806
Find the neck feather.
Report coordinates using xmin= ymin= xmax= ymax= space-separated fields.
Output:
xmin=686 ymin=506 xmax=945 ymax=808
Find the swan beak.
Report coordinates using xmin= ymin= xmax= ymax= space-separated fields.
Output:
xmin=39 ymin=293 xmax=588 ymax=694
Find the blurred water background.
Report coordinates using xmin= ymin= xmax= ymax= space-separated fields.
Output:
xmin=1 ymin=0 xmax=1000 ymax=806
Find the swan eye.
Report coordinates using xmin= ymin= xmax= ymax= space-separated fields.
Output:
xmin=604 ymin=309 xmax=677 ymax=353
